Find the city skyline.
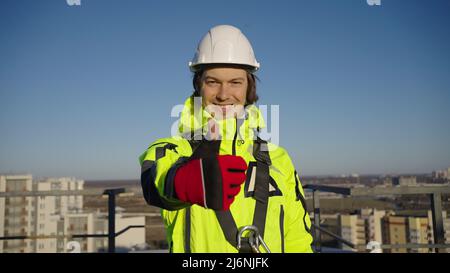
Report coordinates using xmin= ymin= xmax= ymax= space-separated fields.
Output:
xmin=1 ymin=173 xmax=449 ymax=253
xmin=1 ymin=0 xmax=449 ymax=180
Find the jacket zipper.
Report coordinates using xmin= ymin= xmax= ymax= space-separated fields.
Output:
xmin=280 ymin=204 xmax=285 ymax=253
xmin=232 ymin=117 xmax=237 ymax=155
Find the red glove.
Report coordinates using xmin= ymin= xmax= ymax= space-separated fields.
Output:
xmin=174 ymin=155 xmax=247 ymax=211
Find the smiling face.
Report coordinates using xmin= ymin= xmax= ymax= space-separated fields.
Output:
xmin=200 ymin=67 xmax=248 ymax=112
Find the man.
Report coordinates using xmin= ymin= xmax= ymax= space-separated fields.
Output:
xmin=139 ymin=25 xmax=313 ymax=253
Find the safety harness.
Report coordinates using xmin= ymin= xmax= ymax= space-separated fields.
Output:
xmin=184 ymin=135 xmax=272 ymax=253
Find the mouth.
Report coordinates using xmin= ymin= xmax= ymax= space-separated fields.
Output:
xmin=206 ymin=103 xmax=244 ymax=119
xmin=213 ymin=104 xmax=234 ymax=111
xmin=213 ymin=103 xmax=234 ymax=106
xmin=209 ymin=104 xmax=234 ymax=116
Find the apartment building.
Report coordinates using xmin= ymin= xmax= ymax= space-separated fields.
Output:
xmin=0 ymin=174 xmax=34 ymax=253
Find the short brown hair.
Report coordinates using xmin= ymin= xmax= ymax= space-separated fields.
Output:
xmin=191 ymin=64 xmax=259 ymax=106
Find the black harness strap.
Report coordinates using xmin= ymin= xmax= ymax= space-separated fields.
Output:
xmin=251 ymin=138 xmax=271 ymax=240
xmin=215 ymin=210 xmax=239 ymax=247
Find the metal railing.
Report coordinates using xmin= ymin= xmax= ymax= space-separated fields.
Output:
xmin=0 ymin=188 xmax=145 ymax=253
xmin=304 ymin=184 xmax=450 ymax=253
xmin=3 ymin=184 xmax=449 ymax=253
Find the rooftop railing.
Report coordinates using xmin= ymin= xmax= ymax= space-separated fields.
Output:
xmin=304 ymin=184 xmax=450 ymax=253
xmin=0 ymin=188 xmax=144 ymax=253
xmin=2 ymin=184 xmax=449 ymax=253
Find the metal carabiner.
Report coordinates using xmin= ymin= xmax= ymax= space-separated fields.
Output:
xmin=248 ymin=233 xmax=261 ymax=253
xmin=236 ymin=225 xmax=271 ymax=253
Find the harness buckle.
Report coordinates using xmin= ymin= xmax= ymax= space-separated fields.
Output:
xmin=236 ymin=225 xmax=271 ymax=253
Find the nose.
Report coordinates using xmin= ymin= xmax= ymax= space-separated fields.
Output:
xmin=216 ymin=85 xmax=229 ymax=102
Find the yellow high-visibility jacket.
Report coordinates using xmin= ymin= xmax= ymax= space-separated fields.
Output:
xmin=139 ymin=96 xmax=313 ymax=253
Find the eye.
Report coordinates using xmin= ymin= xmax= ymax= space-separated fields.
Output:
xmin=231 ymin=81 xmax=242 ymax=85
xmin=206 ymin=80 xmax=219 ymax=85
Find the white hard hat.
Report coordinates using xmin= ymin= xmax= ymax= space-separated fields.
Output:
xmin=189 ymin=25 xmax=260 ymax=72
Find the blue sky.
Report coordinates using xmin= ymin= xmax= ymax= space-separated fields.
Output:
xmin=1 ymin=0 xmax=449 ymax=180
